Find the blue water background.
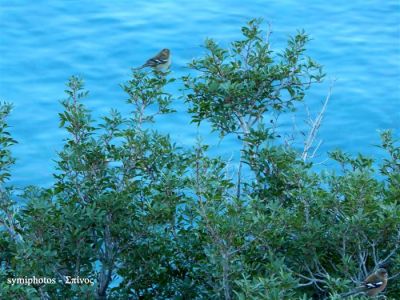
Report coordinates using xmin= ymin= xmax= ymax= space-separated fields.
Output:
xmin=1 ymin=0 xmax=399 ymax=187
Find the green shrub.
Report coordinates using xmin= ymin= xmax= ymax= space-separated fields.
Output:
xmin=0 ymin=19 xmax=398 ymax=299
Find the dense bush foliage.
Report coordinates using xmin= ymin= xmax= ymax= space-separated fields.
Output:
xmin=1 ymin=19 xmax=399 ymax=299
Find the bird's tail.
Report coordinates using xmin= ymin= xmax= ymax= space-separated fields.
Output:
xmin=132 ymin=65 xmax=145 ymax=71
xmin=340 ymin=287 xmax=365 ymax=298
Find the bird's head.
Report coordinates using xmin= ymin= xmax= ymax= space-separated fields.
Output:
xmin=376 ymin=268 xmax=388 ymax=279
xmin=160 ymin=48 xmax=170 ymax=56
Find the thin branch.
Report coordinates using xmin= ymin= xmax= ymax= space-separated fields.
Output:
xmin=301 ymin=81 xmax=334 ymax=162
xmin=389 ymin=272 xmax=400 ymax=281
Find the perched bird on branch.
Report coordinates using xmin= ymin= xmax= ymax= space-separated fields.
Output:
xmin=133 ymin=48 xmax=171 ymax=71
xmin=341 ymin=268 xmax=388 ymax=298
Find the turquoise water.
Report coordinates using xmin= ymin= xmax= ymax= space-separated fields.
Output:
xmin=1 ymin=0 xmax=399 ymax=187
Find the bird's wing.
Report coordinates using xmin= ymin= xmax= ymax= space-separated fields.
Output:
xmin=364 ymin=281 xmax=384 ymax=289
xmin=144 ymin=56 xmax=168 ymax=67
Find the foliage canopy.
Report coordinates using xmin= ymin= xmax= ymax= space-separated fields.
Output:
xmin=0 ymin=19 xmax=399 ymax=300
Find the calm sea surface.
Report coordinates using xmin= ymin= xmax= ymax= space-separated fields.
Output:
xmin=1 ymin=0 xmax=399 ymax=187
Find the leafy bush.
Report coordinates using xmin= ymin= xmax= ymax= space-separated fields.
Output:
xmin=0 ymin=19 xmax=398 ymax=299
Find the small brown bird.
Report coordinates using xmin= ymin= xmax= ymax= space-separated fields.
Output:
xmin=134 ymin=48 xmax=171 ymax=71
xmin=342 ymin=268 xmax=388 ymax=298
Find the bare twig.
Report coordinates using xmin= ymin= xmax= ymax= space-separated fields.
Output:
xmin=301 ymin=81 xmax=335 ymax=162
